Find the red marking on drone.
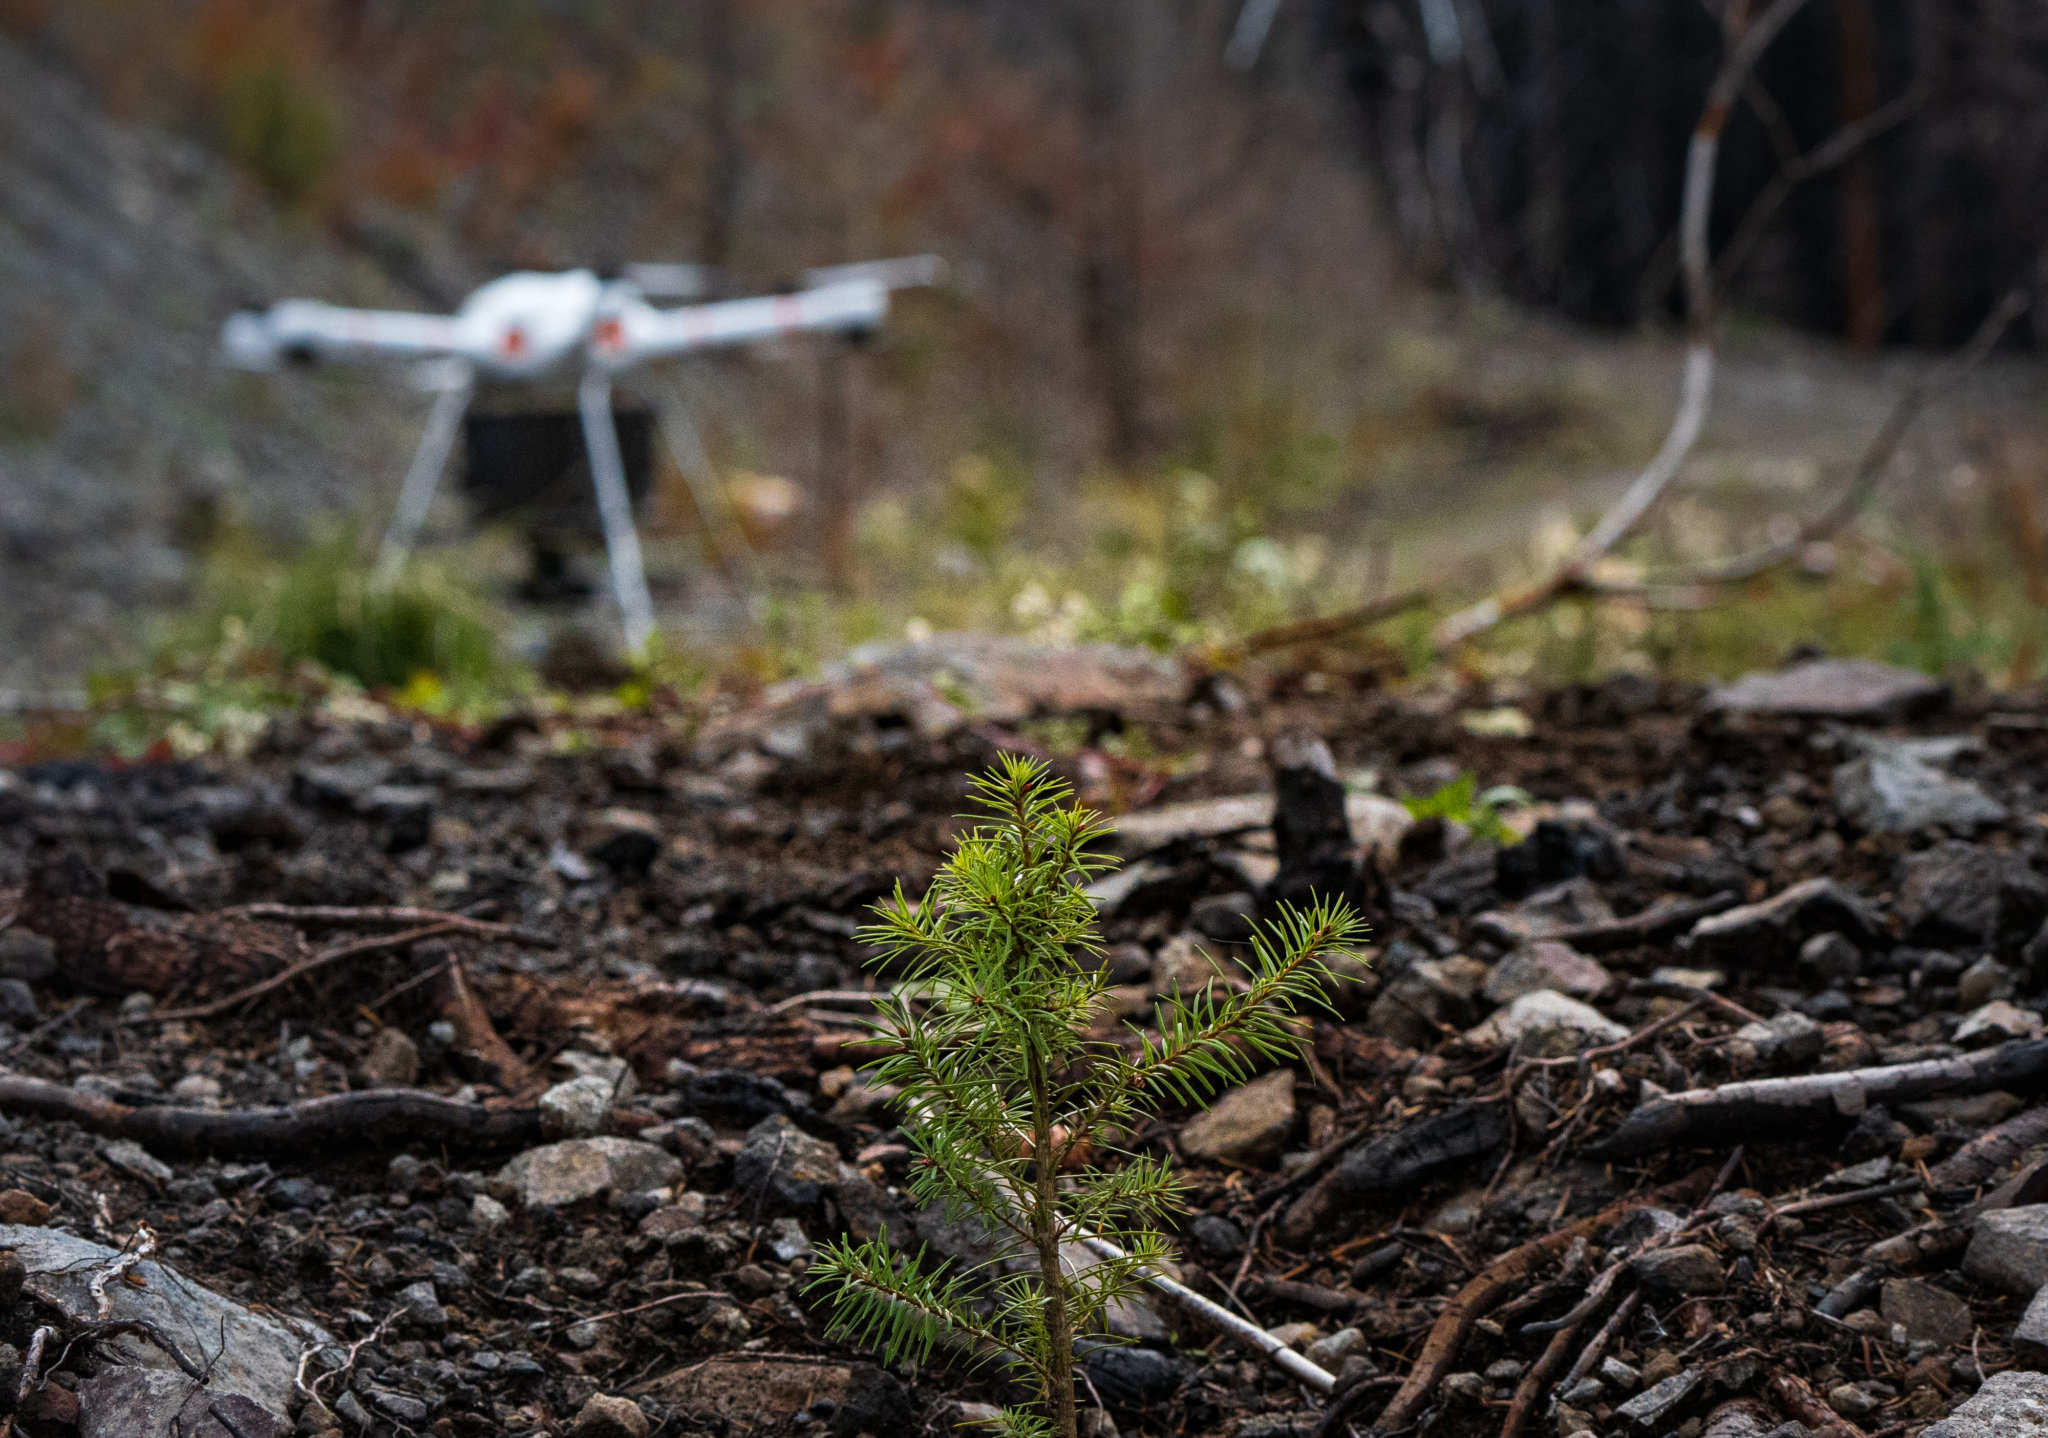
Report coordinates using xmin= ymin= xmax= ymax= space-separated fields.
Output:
xmin=501 ymin=327 xmax=528 ymax=356
xmin=594 ymin=318 xmax=625 ymax=350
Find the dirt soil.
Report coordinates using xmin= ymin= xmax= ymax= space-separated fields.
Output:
xmin=2 ymin=640 xmax=2047 ymax=1438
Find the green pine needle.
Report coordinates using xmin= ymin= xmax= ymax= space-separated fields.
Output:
xmin=804 ymin=754 xmax=1368 ymax=1438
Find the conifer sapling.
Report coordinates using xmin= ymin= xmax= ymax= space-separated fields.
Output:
xmin=805 ymin=755 xmax=1367 ymax=1438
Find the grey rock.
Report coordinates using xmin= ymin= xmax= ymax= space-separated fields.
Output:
xmin=397 ymin=1279 xmax=447 ymax=1335
xmin=588 ymin=808 xmax=664 ymax=876
xmin=1179 ymin=1068 xmax=1297 ymax=1167
xmin=1964 ymin=1204 xmax=2048 ymax=1295
xmin=369 ymin=1387 xmax=432 ymax=1423
xmin=1900 ymin=842 xmax=2038 ymax=947
xmin=0 ymin=979 xmax=37 ymax=1027
xmin=99 ymin=1137 xmax=174 ymax=1186
xmin=0 ymin=928 xmax=56 ymax=981
xmin=1835 ymin=750 xmax=2006 ymax=835
xmin=569 ymin=1393 xmax=651 ymax=1438
xmin=1471 ymin=877 xmax=1615 ymax=947
xmin=1880 ymin=1277 xmax=1974 ymax=1347
xmin=1954 ymin=1000 xmax=2045 ymax=1048
xmin=1187 ymin=1214 xmax=1244 ymax=1259
xmin=1799 ymin=931 xmax=1864 ymax=983
xmin=357 ymin=1027 xmax=420 ymax=1087
xmin=1482 ymin=941 xmax=1611 ymax=1005
xmin=2013 ymin=1284 xmax=2048 ymax=1363
xmin=1707 ymin=658 xmax=1946 ymax=719
xmin=1687 ymin=878 xmax=1885 ymax=966
xmin=1632 ymin=1244 xmax=1725 ymax=1296
xmin=539 ymin=1074 xmax=617 ymax=1139
xmin=1920 ymin=1370 xmax=2048 ymax=1437
xmin=1731 ymin=1011 xmax=1825 ymax=1068
xmin=734 ymin=1114 xmax=845 ymax=1211
xmin=1465 ymin=989 xmax=1628 ymax=1056
xmin=2 ymin=1223 xmax=321 ymax=1422
xmin=1080 ymin=1345 xmax=1186 ymax=1406
xmin=1365 ymin=955 xmax=1487 ymax=1047
xmin=498 ymin=1137 xmax=683 ymax=1208
xmin=1613 ymin=1366 xmax=1703 ymax=1427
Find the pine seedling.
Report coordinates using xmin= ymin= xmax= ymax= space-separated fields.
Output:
xmin=805 ymin=754 xmax=1366 ymax=1438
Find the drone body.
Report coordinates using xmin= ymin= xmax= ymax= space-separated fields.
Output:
xmin=223 ymin=257 xmax=939 ymax=649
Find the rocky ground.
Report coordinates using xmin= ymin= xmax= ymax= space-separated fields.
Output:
xmin=2 ymin=637 xmax=2048 ymax=1438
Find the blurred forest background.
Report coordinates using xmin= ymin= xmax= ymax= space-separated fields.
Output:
xmin=4 ymin=0 xmax=2048 ymax=745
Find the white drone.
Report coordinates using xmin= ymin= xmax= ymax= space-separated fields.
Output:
xmin=222 ymin=255 xmax=942 ymax=650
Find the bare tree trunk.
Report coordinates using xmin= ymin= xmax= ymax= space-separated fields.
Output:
xmin=699 ymin=0 xmax=743 ymax=269
xmin=1838 ymin=0 xmax=1884 ymax=348
xmin=1071 ymin=0 xmax=1147 ymax=471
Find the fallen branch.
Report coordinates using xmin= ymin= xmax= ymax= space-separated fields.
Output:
xmin=1225 ymin=587 xmax=1434 ymax=659
xmin=1540 ymin=891 xmax=1739 ymax=953
xmin=436 ymin=953 xmax=529 ymax=1091
xmin=153 ymin=924 xmax=456 ymax=1021
xmin=1930 ymin=1104 xmax=2048 ymax=1191
xmin=1431 ymin=0 xmax=1813 ymax=652
xmin=1588 ymin=1040 xmax=2048 ymax=1159
xmin=1356 ymin=1170 xmax=1713 ymax=1436
xmin=1073 ymin=1228 xmax=1336 ymax=1393
xmin=1766 ymin=1366 xmax=1868 ymax=1438
xmin=226 ymin=904 xmax=555 ymax=947
xmin=0 ymin=1077 xmax=539 ymax=1156
xmin=1603 ymin=283 xmax=2032 ymax=593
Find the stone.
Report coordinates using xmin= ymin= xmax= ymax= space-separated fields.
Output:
xmin=0 ymin=927 xmax=57 ymax=981
xmin=1189 ymin=892 xmax=1258 ymax=944
xmin=569 ymin=1393 xmax=651 ymax=1438
xmin=1613 ymin=1366 xmax=1703 ymax=1427
xmin=498 ymin=1138 xmax=684 ymax=1209
xmin=1687 ymin=878 xmax=1885 ymax=967
xmin=1881 ymin=1278 xmax=1974 ymax=1347
xmin=1187 ymin=1214 xmax=1244 ymax=1259
xmin=100 ymin=1138 xmax=174 ymax=1186
xmin=1965 ymin=1205 xmax=2048 ymax=1294
xmin=539 ymin=1074 xmax=617 ymax=1139
xmin=1471 ymin=877 xmax=1615 ymax=947
xmin=1730 ymin=1011 xmax=1825 ymax=1069
xmin=1799 ymin=931 xmax=1864 ymax=984
xmin=2014 ymin=1284 xmax=2048 ymax=1363
xmin=470 ymin=1193 xmax=510 ymax=1229
xmin=589 ymin=808 xmax=664 ymax=876
xmin=1920 ymin=1370 xmax=2048 ymax=1437
xmin=1081 ymin=1345 xmax=1186 ymax=1406
xmin=1901 ymin=843 xmax=2037 ymax=947
xmin=1961 ymin=956 xmax=2015 ymax=1011
xmin=1955 ymin=1000 xmax=2045 ymax=1048
xmin=1633 ymin=1244 xmax=1725 ymax=1296
xmin=0 ymin=979 xmax=37 ymax=1027
xmin=645 ymin=1356 xmax=854 ymax=1427
xmin=1307 ymin=1326 xmax=1365 ymax=1370
xmin=1179 ymin=1068 xmax=1298 ymax=1167
xmin=2 ymin=1223 xmax=321 ymax=1423
xmin=1482 ymin=941 xmax=1612 ymax=1005
xmin=80 ymin=1367 xmax=281 ymax=1438
xmin=1835 ymin=751 xmax=2007 ymax=835
xmin=1465 ymin=990 xmax=1628 ymax=1055
xmin=1110 ymin=792 xmax=1411 ymax=865
xmin=734 ymin=1114 xmax=845 ymax=1210
xmin=397 ymin=1279 xmax=447 ymax=1334
xmin=1707 ymin=658 xmax=1945 ymax=719
xmin=357 ymin=1027 xmax=420 ymax=1087
xmin=0 ymin=1189 xmax=50 ymax=1225
xmin=1366 ymin=956 xmax=1488 ymax=1047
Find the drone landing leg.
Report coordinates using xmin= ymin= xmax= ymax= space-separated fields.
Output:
xmin=376 ymin=366 xmax=473 ymax=583
xmin=577 ymin=369 xmax=659 ymax=655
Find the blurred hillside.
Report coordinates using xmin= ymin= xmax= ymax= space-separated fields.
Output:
xmin=1 ymin=2 xmax=2046 ymax=704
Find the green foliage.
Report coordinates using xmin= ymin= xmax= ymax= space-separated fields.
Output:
xmin=196 ymin=526 xmax=510 ymax=696
xmin=805 ymin=756 xmax=1366 ymax=1438
xmin=217 ymin=60 xmax=337 ymax=203
xmin=1402 ymin=772 xmax=1528 ymax=845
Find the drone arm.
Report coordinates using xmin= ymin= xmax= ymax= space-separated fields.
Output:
xmin=225 ymin=300 xmax=466 ymax=368
xmin=578 ymin=371 xmax=659 ymax=653
xmin=598 ymin=277 xmax=888 ymax=368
